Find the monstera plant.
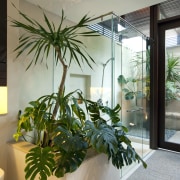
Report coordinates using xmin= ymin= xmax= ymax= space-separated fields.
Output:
xmin=11 ymin=5 xmax=146 ymax=180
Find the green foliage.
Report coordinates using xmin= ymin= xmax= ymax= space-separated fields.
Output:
xmin=84 ymin=120 xmax=118 ymax=154
xmin=165 ymin=53 xmax=180 ymax=101
xmin=25 ymin=146 xmax=55 ymax=180
xmin=11 ymin=6 xmax=147 ymax=180
xmin=166 ymin=53 xmax=180 ymax=83
xmin=122 ymin=51 xmax=180 ymax=102
xmin=165 ymin=81 xmax=179 ymax=101
xmin=13 ymin=93 xmax=58 ymax=146
xmin=14 ymin=90 xmax=147 ymax=179
xmin=110 ymin=142 xmax=147 ymax=169
xmin=54 ymin=146 xmax=87 ymax=177
xmin=118 ymin=75 xmax=144 ymax=100
xmin=118 ymin=50 xmax=150 ymax=101
xmin=11 ymin=5 xmax=98 ymax=70
xmin=53 ymin=125 xmax=87 ymax=177
xmin=118 ymin=75 xmax=127 ymax=85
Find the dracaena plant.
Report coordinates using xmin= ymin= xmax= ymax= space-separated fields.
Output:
xmin=11 ymin=5 xmax=146 ymax=180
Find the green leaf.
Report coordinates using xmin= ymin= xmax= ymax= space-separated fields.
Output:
xmin=118 ymin=75 xmax=127 ymax=84
xmin=54 ymin=126 xmax=88 ymax=152
xmin=54 ymin=149 xmax=86 ymax=177
xmin=71 ymin=97 xmax=86 ymax=123
xmin=125 ymin=92 xmax=134 ymax=100
xmin=11 ymin=7 xmax=98 ymax=70
xmin=110 ymin=141 xmax=147 ymax=169
xmin=84 ymin=120 xmax=118 ymax=155
xmin=25 ymin=147 xmax=55 ymax=180
xmin=100 ymin=104 xmax=121 ymax=124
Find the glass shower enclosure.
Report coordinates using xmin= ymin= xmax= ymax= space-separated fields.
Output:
xmin=88 ymin=12 xmax=151 ymax=177
xmin=59 ymin=12 xmax=152 ymax=178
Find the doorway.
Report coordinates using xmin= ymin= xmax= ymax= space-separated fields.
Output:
xmin=158 ymin=18 xmax=180 ymax=151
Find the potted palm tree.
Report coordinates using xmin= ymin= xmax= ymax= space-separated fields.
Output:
xmin=11 ymin=5 xmax=146 ymax=180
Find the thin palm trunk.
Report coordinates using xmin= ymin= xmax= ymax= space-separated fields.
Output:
xmin=52 ymin=46 xmax=68 ymax=119
xmin=43 ymin=47 xmax=68 ymax=147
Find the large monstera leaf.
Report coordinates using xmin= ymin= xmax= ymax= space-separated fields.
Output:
xmin=110 ymin=142 xmax=147 ymax=169
xmin=54 ymin=126 xmax=88 ymax=152
xmin=53 ymin=126 xmax=88 ymax=177
xmin=87 ymin=100 xmax=121 ymax=124
xmin=84 ymin=120 xmax=118 ymax=156
xmin=54 ymin=150 xmax=87 ymax=177
xmin=109 ymin=129 xmax=147 ymax=169
xmin=25 ymin=147 xmax=55 ymax=180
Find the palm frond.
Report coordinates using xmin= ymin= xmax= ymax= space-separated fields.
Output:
xmin=11 ymin=7 xmax=98 ymax=70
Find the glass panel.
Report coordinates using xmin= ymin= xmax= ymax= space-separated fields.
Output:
xmin=165 ymin=27 xmax=180 ymax=144
xmin=113 ymin=17 xmax=151 ymax=176
xmin=87 ymin=13 xmax=152 ymax=178
xmin=88 ymin=14 xmax=114 ymax=107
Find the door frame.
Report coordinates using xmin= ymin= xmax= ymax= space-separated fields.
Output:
xmin=158 ymin=16 xmax=180 ymax=151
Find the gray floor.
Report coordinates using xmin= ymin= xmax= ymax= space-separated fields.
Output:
xmin=127 ymin=127 xmax=176 ymax=140
xmin=127 ymin=149 xmax=180 ymax=180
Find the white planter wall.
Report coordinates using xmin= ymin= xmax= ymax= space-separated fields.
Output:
xmin=7 ymin=141 xmax=121 ymax=180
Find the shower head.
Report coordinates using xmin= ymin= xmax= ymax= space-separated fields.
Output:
xmin=103 ymin=57 xmax=114 ymax=66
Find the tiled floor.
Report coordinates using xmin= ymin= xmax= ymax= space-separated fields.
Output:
xmin=121 ymin=138 xmax=152 ymax=179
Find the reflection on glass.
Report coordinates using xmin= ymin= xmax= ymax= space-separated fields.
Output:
xmin=165 ymin=28 xmax=180 ymax=144
xmin=117 ymin=32 xmax=150 ymax=139
xmin=88 ymin=13 xmax=152 ymax=177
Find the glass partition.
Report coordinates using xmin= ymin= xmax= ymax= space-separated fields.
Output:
xmin=53 ymin=12 xmax=152 ymax=178
xmin=114 ymin=16 xmax=151 ymax=177
xmin=88 ymin=13 xmax=152 ymax=178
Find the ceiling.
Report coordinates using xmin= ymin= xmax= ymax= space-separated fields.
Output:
xmin=25 ymin=0 xmax=167 ymax=23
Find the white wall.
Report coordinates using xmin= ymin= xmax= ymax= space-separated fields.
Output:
xmin=54 ymin=28 xmax=113 ymax=105
xmin=0 ymin=0 xmax=73 ymax=178
xmin=7 ymin=141 xmax=120 ymax=180
xmin=0 ymin=0 xmax=20 ymax=177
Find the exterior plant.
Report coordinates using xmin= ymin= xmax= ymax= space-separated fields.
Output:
xmin=118 ymin=75 xmax=144 ymax=101
xmin=119 ymin=51 xmax=180 ymax=102
xmin=118 ymin=50 xmax=150 ymax=101
xmin=165 ymin=53 xmax=180 ymax=101
xmin=11 ymin=6 xmax=147 ymax=180
xmin=117 ymin=50 xmax=150 ymax=133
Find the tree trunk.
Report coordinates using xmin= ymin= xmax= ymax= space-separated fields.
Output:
xmin=52 ymin=46 xmax=68 ymax=118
